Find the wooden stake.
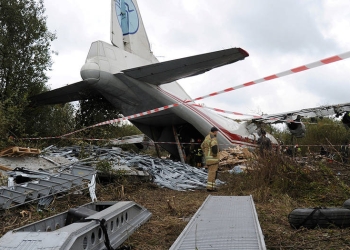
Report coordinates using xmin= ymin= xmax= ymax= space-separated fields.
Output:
xmin=167 ymin=199 xmax=175 ymax=210
xmin=121 ymin=185 xmax=125 ymax=199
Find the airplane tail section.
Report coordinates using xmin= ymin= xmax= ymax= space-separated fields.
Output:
xmin=111 ymin=0 xmax=154 ymax=61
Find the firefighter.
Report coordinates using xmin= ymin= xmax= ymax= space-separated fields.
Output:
xmin=294 ymin=144 xmax=302 ymax=157
xmin=185 ymin=138 xmax=196 ymax=165
xmin=192 ymin=139 xmax=203 ymax=167
xmin=257 ymin=129 xmax=272 ymax=156
xmin=201 ymin=127 xmax=219 ymax=191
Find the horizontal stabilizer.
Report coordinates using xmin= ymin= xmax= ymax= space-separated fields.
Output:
xmin=121 ymin=48 xmax=249 ymax=85
xmin=30 ymin=81 xmax=98 ymax=106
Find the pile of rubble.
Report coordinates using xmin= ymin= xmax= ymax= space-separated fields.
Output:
xmin=219 ymin=146 xmax=255 ymax=167
xmin=1 ymin=144 xmax=252 ymax=196
xmin=42 ymin=145 xmax=214 ymax=191
xmin=0 ymin=144 xmax=254 ymax=209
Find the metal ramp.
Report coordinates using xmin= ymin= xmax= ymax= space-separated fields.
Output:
xmin=0 ymin=166 xmax=95 ymax=210
xmin=0 ymin=201 xmax=152 ymax=250
xmin=170 ymin=195 xmax=266 ymax=250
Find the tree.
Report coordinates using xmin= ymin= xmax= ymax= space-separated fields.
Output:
xmin=76 ymin=96 xmax=121 ymax=128
xmin=0 ymin=0 xmax=72 ymax=144
xmin=75 ymin=95 xmax=124 ymax=140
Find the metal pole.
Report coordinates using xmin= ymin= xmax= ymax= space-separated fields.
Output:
xmin=150 ymin=128 xmax=161 ymax=159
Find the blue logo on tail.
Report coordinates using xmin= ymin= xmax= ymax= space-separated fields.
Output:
xmin=115 ymin=0 xmax=139 ymax=35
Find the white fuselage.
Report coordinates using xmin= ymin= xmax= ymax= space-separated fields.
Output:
xmin=80 ymin=41 xmax=277 ymax=149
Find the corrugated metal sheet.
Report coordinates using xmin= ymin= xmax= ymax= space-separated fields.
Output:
xmin=0 ymin=166 xmax=95 ymax=210
xmin=42 ymin=146 xmax=217 ymax=191
xmin=170 ymin=195 xmax=266 ymax=250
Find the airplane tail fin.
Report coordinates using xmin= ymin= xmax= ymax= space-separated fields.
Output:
xmin=111 ymin=0 xmax=154 ymax=61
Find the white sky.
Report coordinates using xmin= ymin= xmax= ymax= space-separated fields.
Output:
xmin=44 ymin=0 xmax=350 ymax=118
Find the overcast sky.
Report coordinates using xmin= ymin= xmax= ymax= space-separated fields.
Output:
xmin=43 ymin=0 xmax=350 ymax=118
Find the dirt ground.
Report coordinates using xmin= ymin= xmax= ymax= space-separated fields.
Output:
xmin=1 ymin=158 xmax=350 ymax=249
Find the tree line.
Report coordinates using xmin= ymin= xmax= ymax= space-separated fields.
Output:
xmin=0 ymin=0 xmax=140 ymax=149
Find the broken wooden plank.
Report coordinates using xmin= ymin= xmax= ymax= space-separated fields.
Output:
xmin=0 ymin=146 xmax=41 ymax=157
xmin=0 ymin=165 xmax=12 ymax=171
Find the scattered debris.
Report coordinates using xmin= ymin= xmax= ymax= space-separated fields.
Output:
xmin=0 ymin=165 xmax=96 ymax=210
xmin=167 ymin=195 xmax=177 ymax=211
xmin=227 ymin=165 xmax=245 ymax=174
xmin=42 ymin=146 xmax=216 ymax=191
xmin=0 ymin=144 xmax=222 ymax=210
xmin=109 ymin=134 xmax=145 ymax=145
xmin=219 ymin=146 xmax=254 ymax=168
xmin=37 ymin=196 xmax=55 ymax=211
xmin=19 ymin=210 xmax=31 ymax=218
xmin=167 ymin=199 xmax=176 ymax=211
xmin=0 ymin=165 xmax=11 ymax=172
xmin=0 ymin=146 xmax=41 ymax=157
xmin=0 ymin=172 xmax=7 ymax=187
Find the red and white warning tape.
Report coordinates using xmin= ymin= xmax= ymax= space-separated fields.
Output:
xmin=60 ymin=103 xmax=179 ymax=137
xmin=188 ymin=51 xmax=350 ymax=102
xmin=23 ymin=104 xmax=179 ymax=140
xmin=191 ymin=104 xmax=305 ymax=123
xmin=191 ymin=104 xmax=262 ymax=118
xmin=20 ymin=133 xmax=346 ymax=149
xmin=23 ymin=137 xmax=111 ymax=141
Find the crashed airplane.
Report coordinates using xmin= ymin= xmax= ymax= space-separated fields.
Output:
xmin=31 ymin=0 xmax=263 ymax=158
xmin=32 ymin=0 xmax=350 ymax=159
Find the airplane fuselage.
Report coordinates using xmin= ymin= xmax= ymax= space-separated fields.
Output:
xmin=80 ymin=41 xmax=276 ymax=156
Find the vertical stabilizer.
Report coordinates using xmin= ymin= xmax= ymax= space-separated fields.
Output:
xmin=111 ymin=0 xmax=154 ymax=62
